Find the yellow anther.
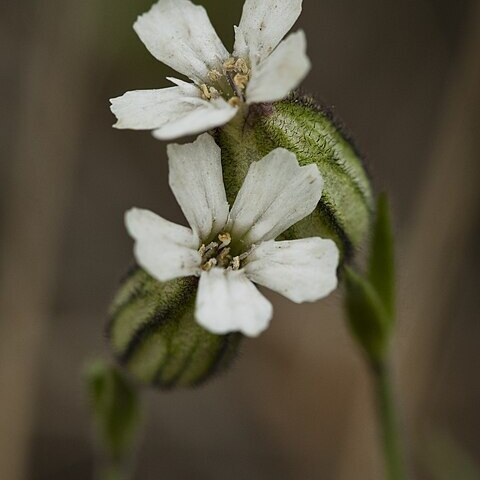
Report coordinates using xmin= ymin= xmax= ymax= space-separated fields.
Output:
xmin=208 ymin=69 xmax=222 ymax=82
xmin=202 ymin=258 xmax=217 ymax=272
xmin=231 ymin=256 xmax=241 ymax=271
xmin=234 ymin=74 xmax=249 ymax=90
xmin=235 ymin=58 xmax=250 ymax=75
xmin=209 ymin=87 xmax=220 ymax=99
xmin=218 ymin=247 xmax=231 ymax=262
xmin=228 ymin=97 xmax=241 ymax=107
xmin=200 ymin=84 xmax=211 ymax=99
xmin=218 ymin=232 xmax=232 ymax=246
xmin=223 ymin=57 xmax=236 ymax=71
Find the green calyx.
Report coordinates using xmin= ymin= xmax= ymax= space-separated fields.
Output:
xmin=215 ymin=92 xmax=375 ymax=260
xmin=107 ymin=267 xmax=242 ymax=389
xmin=107 ymin=93 xmax=374 ymax=389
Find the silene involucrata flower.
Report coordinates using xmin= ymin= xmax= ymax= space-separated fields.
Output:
xmin=125 ymin=134 xmax=339 ymax=337
xmin=110 ymin=0 xmax=310 ymax=140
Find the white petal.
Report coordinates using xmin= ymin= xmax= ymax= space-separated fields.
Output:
xmin=168 ymin=133 xmax=230 ymax=241
xmin=195 ymin=269 xmax=272 ymax=337
xmin=233 ymin=26 xmax=248 ymax=58
xmin=229 ymin=149 xmax=324 ymax=246
xmin=134 ymin=0 xmax=229 ymax=84
xmin=111 ymin=86 xmax=195 ymax=130
xmin=153 ymin=97 xmax=237 ymax=140
xmin=234 ymin=0 xmax=302 ymax=63
xmin=244 ymin=238 xmax=339 ymax=303
xmin=247 ymin=31 xmax=311 ymax=104
xmin=110 ymin=87 xmax=237 ymax=140
xmin=126 ymin=207 xmax=199 ymax=248
xmin=166 ymin=76 xmax=197 ymax=89
xmin=125 ymin=208 xmax=201 ymax=282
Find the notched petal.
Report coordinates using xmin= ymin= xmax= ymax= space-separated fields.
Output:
xmin=134 ymin=0 xmax=229 ymax=84
xmin=168 ymin=134 xmax=230 ymax=241
xmin=196 ymin=269 xmax=272 ymax=337
xmin=247 ymin=30 xmax=311 ymax=104
xmin=229 ymin=148 xmax=324 ymax=245
xmin=244 ymin=238 xmax=339 ymax=303
xmin=234 ymin=0 xmax=303 ymax=64
xmin=125 ymin=208 xmax=201 ymax=282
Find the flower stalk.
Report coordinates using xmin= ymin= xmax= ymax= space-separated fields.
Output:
xmin=95 ymin=457 xmax=132 ymax=480
xmin=85 ymin=360 xmax=142 ymax=480
xmin=373 ymin=361 xmax=408 ymax=480
xmin=344 ymin=194 xmax=408 ymax=480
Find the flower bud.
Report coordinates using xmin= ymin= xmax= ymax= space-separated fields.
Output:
xmin=216 ymin=93 xmax=374 ymax=260
xmin=85 ymin=360 xmax=140 ymax=462
xmin=107 ymin=267 xmax=242 ymax=389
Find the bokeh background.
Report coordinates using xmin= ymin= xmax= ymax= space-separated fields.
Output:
xmin=1 ymin=0 xmax=480 ymax=478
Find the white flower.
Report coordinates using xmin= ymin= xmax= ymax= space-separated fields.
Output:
xmin=125 ymin=134 xmax=339 ymax=337
xmin=110 ymin=0 xmax=311 ymax=141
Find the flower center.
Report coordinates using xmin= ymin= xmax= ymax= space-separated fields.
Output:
xmin=200 ymin=57 xmax=251 ymax=106
xmin=199 ymin=232 xmax=253 ymax=272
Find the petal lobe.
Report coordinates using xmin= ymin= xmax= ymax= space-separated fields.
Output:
xmin=196 ymin=269 xmax=272 ymax=337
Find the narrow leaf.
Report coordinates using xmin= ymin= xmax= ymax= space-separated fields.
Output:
xmin=368 ymin=193 xmax=395 ymax=320
xmin=344 ymin=266 xmax=391 ymax=365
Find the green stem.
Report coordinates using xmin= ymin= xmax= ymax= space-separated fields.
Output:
xmin=96 ymin=456 xmax=132 ymax=480
xmin=372 ymin=361 xmax=408 ymax=480
xmin=99 ymin=465 xmax=125 ymax=480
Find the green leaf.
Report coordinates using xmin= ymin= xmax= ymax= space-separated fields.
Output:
xmin=344 ymin=267 xmax=391 ymax=365
xmin=85 ymin=360 xmax=140 ymax=461
xmin=368 ymin=193 xmax=395 ymax=320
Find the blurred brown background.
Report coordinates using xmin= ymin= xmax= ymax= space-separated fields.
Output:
xmin=1 ymin=0 xmax=480 ymax=479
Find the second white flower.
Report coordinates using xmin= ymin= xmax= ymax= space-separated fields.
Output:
xmin=125 ymin=134 xmax=339 ymax=337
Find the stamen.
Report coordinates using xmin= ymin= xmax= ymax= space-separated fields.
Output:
xmin=218 ymin=232 xmax=232 ymax=247
xmin=202 ymin=242 xmax=219 ymax=262
xmin=203 ymin=57 xmax=251 ymax=103
xmin=235 ymin=58 xmax=249 ymax=75
xmin=209 ymin=87 xmax=220 ymax=99
xmin=229 ymin=97 xmax=241 ymax=107
xmin=202 ymin=258 xmax=217 ymax=272
xmin=218 ymin=247 xmax=231 ymax=259
xmin=208 ymin=70 xmax=222 ymax=82
xmin=217 ymin=248 xmax=231 ymax=268
xmin=199 ymin=233 xmax=250 ymax=272
xmin=225 ymin=71 xmax=242 ymax=99
xmin=223 ymin=57 xmax=236 ymax=71
xmin=234 ymin=74 xmax=249 ymax=91
xmin=238 ymin=245 xmax=256 ymax=261
xmin=204 ymin=241 xmax=218 ymax=253
xmin=200 ymin=84 xmax=220 ymax=100
xmin=200 ymin=84 xmax=211 ymax=100
xmin=230 ymin=256 xmax=241 ymax=271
